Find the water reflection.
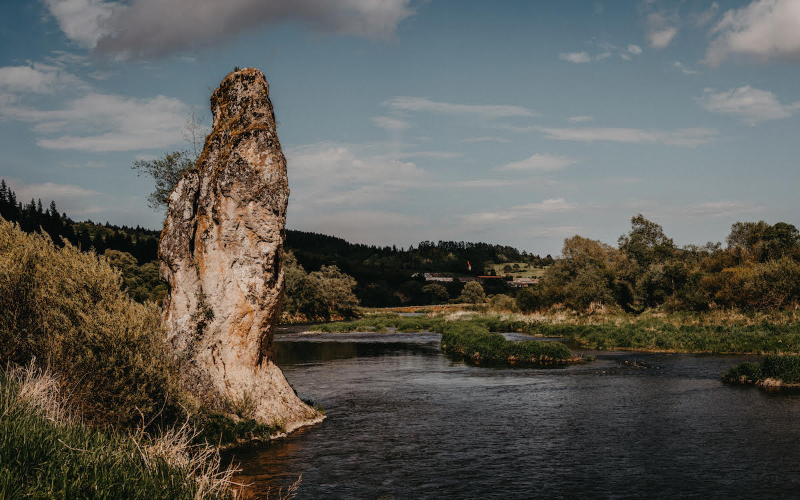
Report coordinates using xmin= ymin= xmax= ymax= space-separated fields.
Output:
xmin=225 ymin=332 xmax=800 ymax=498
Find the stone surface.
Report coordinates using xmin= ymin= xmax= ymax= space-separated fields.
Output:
xmin=159 ymin=68 xmax=318 ymax=429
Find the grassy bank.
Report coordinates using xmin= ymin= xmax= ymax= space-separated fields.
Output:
xmin=0 ymin=365 xmax=235 ymax=499
xmin=723 ymin=355 xmax=800 ymax=387
xmin=440 ymin=322 xmax=576 ymax=366
xmin=309 ymin=308 xmax=800 ymax=355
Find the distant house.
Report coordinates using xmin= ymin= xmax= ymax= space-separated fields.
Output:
xmin=508 ymin=277 xmax=539 ymax=288
xmin=458 ymin=277 xmax=480 ymax=283
xmin=424 ymin=272 xmax=454 ymax=282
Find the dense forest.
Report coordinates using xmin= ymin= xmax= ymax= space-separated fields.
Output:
xmin=0 ymin=180 xmax=545 ymax=308
xmin=517 ymin=214 xmax=800 ymax=313
xmin=8 ymin=178 xmax=799 ymax=314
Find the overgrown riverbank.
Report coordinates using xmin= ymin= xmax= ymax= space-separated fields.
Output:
xmin=309 ymin=308 xmax=800 ymax=355
xmin=0 ymin=218 xmax=296 ymax=498
xmin=0 ymin=365 xmax=236 ymax=499
xmin=723 ymin=355 xmax=800 ymax=388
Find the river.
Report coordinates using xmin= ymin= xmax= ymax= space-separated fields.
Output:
xmin=225 ymin=330 xmax=800 ymax=498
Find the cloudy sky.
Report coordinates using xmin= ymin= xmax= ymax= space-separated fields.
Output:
xmin=1 ymin=0 xmax=799 ymax=255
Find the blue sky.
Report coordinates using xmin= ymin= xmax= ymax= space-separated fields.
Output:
xmin=1 ymin=0 xmax=799 ymax=256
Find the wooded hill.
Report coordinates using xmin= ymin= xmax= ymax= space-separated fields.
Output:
xmin=0 ymin=180 xmax=547 ymax=307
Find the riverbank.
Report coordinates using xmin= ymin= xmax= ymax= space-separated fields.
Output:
xmin=307 ymin=308 xmax=800 ymax=355
xmin=722 ymin=355 xmax=800 ymax=389
xmin=0 ymin=365 xmax=237 ymax=499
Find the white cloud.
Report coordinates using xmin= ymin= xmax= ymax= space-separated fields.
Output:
xmin=628 ymin=44 xmax=643 ymax=54
xmin=647 ymin=26 xmax=678 ymax=48
xmin=45 ymin=0 xmax=414 ymax=59
xmin=397 ymin=151 xmax=462 ymax=159
xmin=460 ymin=136 xmax=511 ymax=144
xmin=645 ymin=10 xmax=679 ymax=49
xmin=1 ymin=92 xmax=189 ymax=152
xmin=620 ymin=54 xmax=632 ymax=61
xmin=384 ymin=96 xmax=538 ymax=119
xmin=43 ymin=0 xmax=119 ymax=48
xmin=673 ymin=61 xmax=698 ymax=74
xmin=60 ymin=160 xmax=106 ymax=168
xmin=288 ymin=141 xmax=426 ymax=186
xmin=372 ymin=116 xmax=410 ymax=130
xmin=705 ymin=0 xmax=800 ymax=66
xmin=559 ymin=51 xmax=592 ymax=63
xmin=463 ymin=198 xmax=578 ymax=225
xmin=13 ymin=180 xmax=104 ymax=216
xmin=496 ymin=154 xmax=577 ymax=172
xmin=595 ymin=52 xmax=612 ymax=61
xmin=695 ymin=2 xmax=720 ymax=27
xmin=567 ymin=115 xmax=594 ymax=123
xmin=697 ymin=85 xmax=800 ymax=124
xmin=0 ymin=63 xmax=85 ymax=94
xmin=681 ymin=201 xmax=762 ymax=219
xmin=536 ymin=126 xmax=718 ymax=147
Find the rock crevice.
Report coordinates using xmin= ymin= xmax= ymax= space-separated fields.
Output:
xmin=159 ymin=68 xmax=318 ymax=429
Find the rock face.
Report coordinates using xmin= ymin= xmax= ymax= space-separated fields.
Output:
xmin=159 ymin=68 xmax=318 ymax=429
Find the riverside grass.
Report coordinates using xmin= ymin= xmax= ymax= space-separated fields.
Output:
xmin=311 ymin=310 xmax=800 ymax=355
xmin=723 ymin=355 xmax=800 ymax=387
xmin=0 ymin=366 xmax=236 ymax=500
xmin=312 ymin=316 xmax=576 ymax=366
xmin=439 ymin=322 xmax=574 ymax=366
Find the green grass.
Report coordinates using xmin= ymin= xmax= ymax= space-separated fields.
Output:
xmin=310 ymin=309 xmax=800 ymax=355
xmin=309 ymin=313 xmax=532 ymax=335
xmin=0 ymin=371 xmax=232 ymax=499
xmin=723 ymin=355 xmax=800 ymax=386
xmin=535 ymin=321 xmax=800 ymax=354
xmin=192 ymin=409 xmax=282 ymax=446
xmin=440 ymin=322 xmax=574 ymax=366
xmin=488 ymin=263 xmax=548 ymax=278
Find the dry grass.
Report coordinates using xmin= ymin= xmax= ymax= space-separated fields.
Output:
xmin=1 ymin=363 xmax=239 ymax=499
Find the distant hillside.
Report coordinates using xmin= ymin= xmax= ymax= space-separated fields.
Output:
xmin=0 ymin=179 xmax=551 ymax=306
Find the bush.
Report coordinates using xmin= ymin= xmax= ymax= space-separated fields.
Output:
xmin=459 ymin=281 xmax=486 ymax=304
xmin=0 ymin=218 xmax=182 ymax=427
xmin=0 ymin=365 xmax=234 ymax=499
xmin=440 ymin=322 xmax=573 ymax=365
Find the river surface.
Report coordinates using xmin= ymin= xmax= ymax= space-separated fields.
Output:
xmin=226 ymin=330 xmax=800 ymax=499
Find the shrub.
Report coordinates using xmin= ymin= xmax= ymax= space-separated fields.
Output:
xmin=459 ymin=281 xmax=486 ymax=304
xmin=0 ymin=218 xmax=182 ymax=427
xmin=440 ymin=322 xmax=573 ymax=365
xmin=0 ymin=365 xmax=235 ymax=499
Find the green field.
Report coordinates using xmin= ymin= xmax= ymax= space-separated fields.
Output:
xmin=488 ymin=262 xmax=548 ymax=278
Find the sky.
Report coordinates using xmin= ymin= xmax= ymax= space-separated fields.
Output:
xmin=1 ymin=0 xmax=799 ymax=256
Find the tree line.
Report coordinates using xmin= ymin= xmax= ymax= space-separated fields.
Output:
xmin=516 ymin=214 xmax=800 ymax=313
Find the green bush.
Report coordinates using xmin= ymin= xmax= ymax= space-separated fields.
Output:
xmin=440 ymin=322 xmax=573 ymax=365
xmin=761 ymin=355 xmax=800 ymax=383
xmin=0 ymin=368 xmax=233 ymax=499
xmin=0 ymin=218 xmax=182 ymax=427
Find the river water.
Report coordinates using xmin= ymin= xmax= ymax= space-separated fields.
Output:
xmin=226 ymin=331 xmax=800 ymax=499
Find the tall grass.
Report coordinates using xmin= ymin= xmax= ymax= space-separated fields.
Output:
xmin=723 ymin=355 xmax=800 ymax=386
xmin=440 ymin=322 xmax=574 ymax=366
xmin=310 ymin=306 xmax=800 ymax=354
xmin=0 ymin=218 xmax=183 ymax=427
xmin=0 ymin=364 xmax=238 ymax=499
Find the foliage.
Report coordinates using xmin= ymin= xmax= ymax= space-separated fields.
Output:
xmin=422 ymin=283 xmax=449 ymax=304
xmin=0 ymin=218 xmax=182 ymax=427
xmin=283 ymin=251 xmax=359 ymax=321
xmin=131 ymin=150 xmax=195 ymax=211
xmin=459 ymin=281 xmax=486 ymax=304
xmin=723 ymin=355 xmax=800 ymax=386
xmin=537 ymin=214 xmax=800 ymax=312
xmin=440 ymin=322 xmax=573 ymax=366
xmin=0 ymin=366 xmax=235 ymax=499
xmin=487 ymin=294 xmax=518 ymax=312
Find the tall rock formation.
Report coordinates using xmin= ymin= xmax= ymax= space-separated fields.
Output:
xmin=159 ymin=68 xmax=319 ymax=430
